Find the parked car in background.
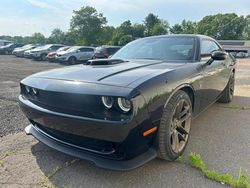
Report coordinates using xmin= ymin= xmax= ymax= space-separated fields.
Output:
xmin=93 ymin=45 xmax=121 ymax=59
xmin=236 ymin=52 xmax=247 ymax=58
xmin=0 ymin=39 xmax=12 ymax=46
xmin=55 ymin=46 xmax=95 ymax=64
xmin=19 ymin=34 xmax=236 ymax=170
xmin=46 ymin=46 xmax=70 ymax=62
xmin=12 ymin=44 xmax=32 ymax=56
xmin=15 ymin=44 xmax=41 ymax=58
xmin=0 ymin=43 xmax=24 ymax=55
xmin=29 ymin=44 xmax=65 ymax=61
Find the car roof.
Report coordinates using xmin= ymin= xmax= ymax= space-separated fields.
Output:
xmin=144 ymin=34 xmax=216 ymax=41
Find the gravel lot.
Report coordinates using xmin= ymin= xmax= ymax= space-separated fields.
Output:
xmin=0 ymin=56 xmax=250 ymax=188
xmin=0 ymin=55 xmax=62 ymax=137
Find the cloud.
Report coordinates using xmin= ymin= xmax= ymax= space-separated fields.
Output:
xmin=27 ymin=0 xmax=53 ymax=9
xmin=0 ymin=0 xmax=250 ymax=36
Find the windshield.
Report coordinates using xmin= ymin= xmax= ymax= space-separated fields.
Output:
xmin=112 ymin=37 xmax=195 ymax=61
xmin=57 ymin=46 xmax=69 ymax=52
xmin=66 ymin=46 xmax=79 ymax=52
xmin=35 ymin=44 xmax=51 ymax=50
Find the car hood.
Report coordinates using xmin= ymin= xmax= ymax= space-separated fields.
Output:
xmin=27 ymin=59 xmax=186 ymax=88
xmin=57 ymin=51 xmax=73 ymax=56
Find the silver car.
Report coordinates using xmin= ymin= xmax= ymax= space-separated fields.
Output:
xmin=29 ymin=44 xmax=65 ymax=61
xmin=55 ymin=46 xmax=95 ymax=64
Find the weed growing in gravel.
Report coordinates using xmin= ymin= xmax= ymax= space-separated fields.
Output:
xmin=0 ymin=160 xmax=4 ymax=167
xmin=38 ymin=159 xmax=79 ymax=187
xmin=188 ymin=152 xmax=250 ymax=188
xmin=0 ymin=150 xmax=13 ymax=159
xmin=175 ymin=156 xmax=184 ymax=164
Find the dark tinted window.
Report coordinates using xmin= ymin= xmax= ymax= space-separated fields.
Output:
xmin=79 ymin=48 xmax=94 ymax=52
xmin=107 ymin=48 xmax=120 ymax=54
xmin=51 ymin=45 xmax=62 ymax=50
xmin=112 ymin=37 xmax=195 ymax=61
xmin=201 ymin=40 xmax=221 ymax=55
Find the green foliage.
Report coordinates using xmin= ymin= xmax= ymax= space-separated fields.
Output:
xmin=47 ymin=28 xmax=65 ymax=44
xmin=70 ymin=6 xmax=107 ymax=45
xmin=175 ymin=156 xmax=184 ymax=164
xmin=170 ymin=20 xmax=196 ymax=34
xmin=188 ymin=152 xmax=250 ymax=188
xmin=1 ymin=7 xmax=250 ymax=46
xmin=188 ymin=152 xmax=206 ymax=172
xmin=205 ymin=170 xmax=234 ymax=185
xmin=243 ymin=15 xmax=250 ymax=39
xmin=144 ymin=13 xmax=161 ymax=36
xmin=196 ymin=13 xmax=246 ymax=40
xmin=119 ymin=35 xmax=133 ymax=46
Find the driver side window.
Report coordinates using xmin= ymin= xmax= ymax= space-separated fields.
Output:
xmin=201 ymin=40 xmax=221 ymax=58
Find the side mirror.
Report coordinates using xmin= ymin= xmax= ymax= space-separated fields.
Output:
xmin=211 ymin=51 xmax=227 ymax=60
xmin=76 ymin=50 xmax=80 ymax=53
xmin=206 ymin=51 xmax=227 ymax=65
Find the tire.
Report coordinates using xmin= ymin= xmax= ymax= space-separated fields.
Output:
xmin=217 ymin=72 xmax=235 ymax=103
xmin=40 ymin=54 xmax=47 ymax=61
xmin=68 ymin=56 xmax=77 ymax=65
xmin=158 ymin=90 xmax=192 ymax=161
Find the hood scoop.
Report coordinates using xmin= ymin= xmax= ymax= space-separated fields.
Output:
xmin=87 ymin=59 xmax=127 ymax=66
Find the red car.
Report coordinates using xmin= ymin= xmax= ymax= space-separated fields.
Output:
xmin=47 ymin=46 xmax=70 ymax=62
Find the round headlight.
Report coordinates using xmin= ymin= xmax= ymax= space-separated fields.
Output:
xmin=101 ymin=96 xmax=114 ymax=109
xmin=118 ymin=98 xmax=132 ymax=112
xmin=31 ymin=88 xmax=38 ymax=95
xmin=25 ymin=86 xmax=30 ymax=93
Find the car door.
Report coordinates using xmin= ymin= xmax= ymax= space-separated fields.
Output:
xmin=199 ymin=39 xmax=230 ymax=110
xmin=78 ymin=48 xmax=94 ymax=60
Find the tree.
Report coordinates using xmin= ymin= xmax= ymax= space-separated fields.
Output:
xmin=151 ymin=20 xmax=169 ymax=35
xmin=110 ymin=20 xmax=133 ymax=45
xmin=99 ymin=26 xmax=115 ymax=44
xmin=48 ymin=29 xmax=65 ymax=44
xmin=144 ymin=13 xmax=161 ymax=36
xmin=132 ymin=23 xmax=145 ymax=38
xmin=243 ymin=15 xmax=250 ymax=39
xmin=170 ymin=24 xmax=183 ymax=34
xmin=119 ymin=35 xmax=133 ymax=46
xmin=196 ymin=13 xmax=246 ymax=40
xmin=70 ymin=6 xmax=107 ymax=45
xmin=170 ymin=20 xmax=196 ymax=34
xmin=30 ymin=33 xmax=46 ymax=44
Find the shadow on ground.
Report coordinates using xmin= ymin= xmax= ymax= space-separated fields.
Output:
xmin=29 ymin=95 xmax=250 ymax=188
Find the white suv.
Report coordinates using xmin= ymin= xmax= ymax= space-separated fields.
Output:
xmin=55 ymin=46 xmax=95 ymax=64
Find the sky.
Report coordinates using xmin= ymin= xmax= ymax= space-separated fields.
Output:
xmin=0 ymin=0 xmax=250 ymax=37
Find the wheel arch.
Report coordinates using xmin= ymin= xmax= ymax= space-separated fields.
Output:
xmin=164 ymin=84 xmax=195 ymax=112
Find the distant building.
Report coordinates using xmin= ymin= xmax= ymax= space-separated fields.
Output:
xmin=218 ymin=40 xmax=250 ymax=54
xmin=0 ymin=39 xmax=12 ymax=46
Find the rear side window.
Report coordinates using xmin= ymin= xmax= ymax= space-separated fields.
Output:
xmin=107 ymin=48 xmax=120 ymax=54
xmin=80 ymin=48 xmax=94 ymax=52
xmin=201 ymin=40 xmax=221 ymax=55
xmin=51 ymin=45 xmax=62 ymax=50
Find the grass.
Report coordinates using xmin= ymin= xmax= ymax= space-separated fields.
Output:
xmin=0 ymin=150 xmax=13 ymax=160
xmin=0 ymin=150 xmax=13 ymax=168
xmin=0 ymin=160 xmax=4 ymax=167
xmin=175 ymin=156 xmax=184 ymax=164
xmin=188 ymin=152 xmax=250 ymax=188
xmin=220 ymin=104 xmax=250 ymax=110
xmin=38 ymin=159 xmax=79 ymax=188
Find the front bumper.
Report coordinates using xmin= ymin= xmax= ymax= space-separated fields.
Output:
xmin=55 ymin=56 xmax=68 ymax=62
xmin=19 ymin=93 xmax=158 ymax=170
xmin=25 ymin=124 xmax=157 ymax=170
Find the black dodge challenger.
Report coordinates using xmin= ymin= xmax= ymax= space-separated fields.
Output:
xmin=19 ymin=35 xmax=236 ymax=170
